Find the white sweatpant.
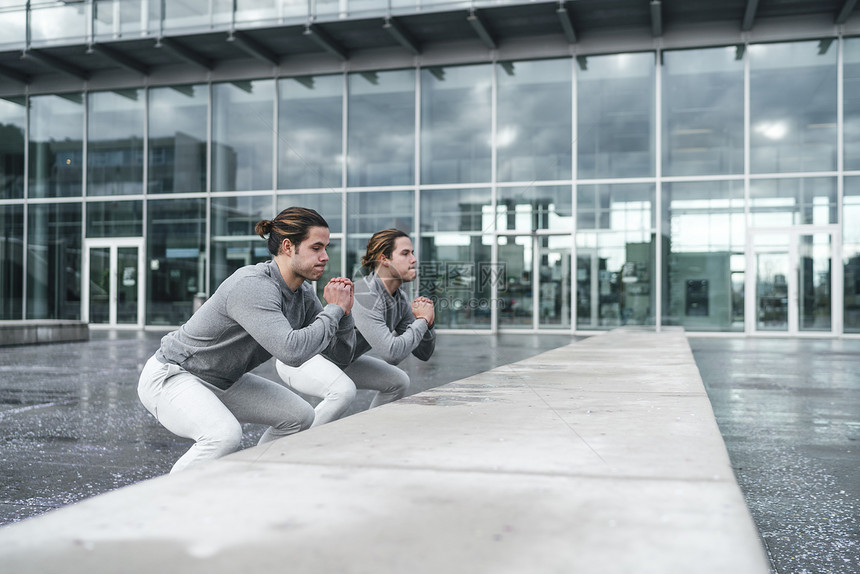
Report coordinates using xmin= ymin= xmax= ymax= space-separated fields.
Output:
xmin=275 ymin=354 xmax=410 ymax=427
xmin=138 ymin=355 xmax=315 ymax=473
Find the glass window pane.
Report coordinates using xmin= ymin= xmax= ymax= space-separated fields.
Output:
xmin=0 ymin=96 xmax=25 ymax=199
xmin=212 ymin=80 xmax=275 ymax=192
xmin=27 ymin=203 xmax=82 ymax=320
xmin=348 ymin=70 xmax=415 ymax=187
xmin=345 ymin=190 xmax=414 ymax=275
xmin=497 ymin=185 xmax=572 ymax=232
xmin=663 ymin=181 xmax=745 ymax=331
xmin=844 ymin=38 xmax=860 ymax=170
xmin=538 ymin=235 xmax=572 ymax=329
xmin=277 ymin=192 xmax=343 ymax=234
xmin=662 ymin=47 xmax=744 ymax=176
xmin=420 ymin=188 xmax=491 ymax=233
xmin=577 ymin=52 xmax=655 ymax=179
xmin=162 ymin=0 xmax=232 ymax=32
xmin=147 ymin=199 xmax=206 ymax=325
xmin=498 ymin=235 xmax=533 ymax=327
xmin=576 ymin=183 xmax=655 ymax=329
xmin=29 ymin=94 xmax=84 ymax=198
xmin=30 ymin=2 xmax=86 ymax=45
xmin=0 ymin=8 xmax=26 ymax=49
xmin=844 ymin=177 xmax=860 ymax=333
xmin=0 ymin=204 xmax=24 ymax=319
xmin=278 ymin=75 xmax=343 ymax=190
xmin=86 ymin=200 xmax=143 ymax=237
xmin=421 ymin=64 xmax=491 ymax=184
xmin=750 ymin=41 xmax=837 ymax=174
xmin=148 ymin=85 xmax=207 ymax=194
xmin=497 ymin=59 xmax=572 ymax=182
xmin=749 ymin=177 xmax=837 ymax=227
xmin=419 ymin=233 xmax=493 ymax=330
xmin=88 ymin=90 xmax=145 ymax=196
xmin=210 ymin=195 xmax=273 ymax=289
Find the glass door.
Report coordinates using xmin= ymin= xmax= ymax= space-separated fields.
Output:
xmin=84 ymin=238 xmax=144 ymax=328
xmin=747 ymin=228 xmax=836 ymax=335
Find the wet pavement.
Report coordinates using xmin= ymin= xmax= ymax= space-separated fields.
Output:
xmin=690 ymin=337 xmax=860 ymax=574
xmin=0 ymin=332 xmax=857 ymax=574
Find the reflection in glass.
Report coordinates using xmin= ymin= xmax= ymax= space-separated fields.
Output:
xmin=0 ymin=96 xmax=25 ymax=199
xmin=538 ymin=236 xmax=571 ymax=329
xmin=421 ymin=64 xmax=491 ymax=184
xmin=845 ymin=39 xmax=860 ymax=170
xmin=420 ymin=188 xmax=491 ymax=233
xmin=578 ymin=52 xmax=655 ymax=179
xmin=27 ymin=203 xmax=82 ymax=320
xmin=798 ymin=234 xmax=831 ymax=331
xmin=88 ymin=90 xmax=145 ymax=196
xmin=149 ymin=85 xmax=207 ymax=194
xmin=498 ymin=236 xmax=533 ymax=327
xmin=348 ymin=70 xmax=415 ymax=187
xmin=0 ymin=204 xmax=24 ymax=319
xmin=0 ymin=9 xmax=26 ymax=48
xmin=212 ymin=80 xmax=275 ymax=192
xmin=497 ymin=186 xmax=572 ymax=232
xmin=117 ymin=247 xmax=140 ymax=324
xmin=662 ymin=47 xmax=744 ymax=176
xmin=87 ymin=201 xmax=143 ymax=237
xmin=497 ymin=59 xmax=571 ymax=182
xmin=162 ymin=0 xmax=232 ymax=31
xmin=419 ymin=233 xmax=492 ymax=330
xmin=756 ymin=245 xmax=789 ymax=331
xmin=210 ymin=195 xmax=273 ymax=289
xmin=749 ymin=178 xmax=837 ymax=227
xmin=147 ymin=199 xmax=206 ymax=325
xmin=750 ymin=41 xmax=837 ymax=173
xmin=29 ymin=94 xmax=84 ymax=198
xmin=94 ymin=0 xmax=148 ymax=38
xmin=278 ymin=75 xmax=343 ymax=190
xmin=576 ymin=184 xmax=655 ymax=329
xmin=346 ymin=190 xmax=414 ymax=276
xmin=664 ymin=181 xmax=745 ymax=331
xmin=89 ymin=247 xmax=111 ymax=324
xmin=278 ymin=192 xmax=343 ymax=233
xmin=29 ymin=2 xmax=86 ymax=45
xmin=846 ymin=178 xmax=860 ymax=332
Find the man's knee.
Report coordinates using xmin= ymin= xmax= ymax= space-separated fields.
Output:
xmin=326 ymin=376 xmax=357 ymax=405
xmin=200 ymin=419 xmax=243 ymax=457
xmin=297 ymin=401 xmax=315 ymax=431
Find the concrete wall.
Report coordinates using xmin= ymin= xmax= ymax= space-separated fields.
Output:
xmin=0 ymin=321 xmax=89 ymax=347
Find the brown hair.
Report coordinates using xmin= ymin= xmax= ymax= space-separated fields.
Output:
xmin=255 ymin=206 xmax=329 ymax=256
xmin=361 ymin=228 xmax=410 ymax=272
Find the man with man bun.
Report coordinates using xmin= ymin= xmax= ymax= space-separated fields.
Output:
xmin=138 ymin=206 xmax=354 ymax=473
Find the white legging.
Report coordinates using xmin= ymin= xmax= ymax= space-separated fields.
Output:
xmin=138 ymin=355 xmax=315 ymax=473
xmin=276 ymin=354 xmax=410 ymax=427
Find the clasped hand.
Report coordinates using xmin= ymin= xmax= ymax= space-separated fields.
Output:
xmin=411 ymin=296 xmax=435 ymax=328
xmin=324 ymin=277 xmax=354 ymax=314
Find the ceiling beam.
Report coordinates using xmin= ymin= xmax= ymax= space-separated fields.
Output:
xmin=228 ymin=31 xmax=280 ymax=66
xmin=304 ymin=24 xmax=347 ymax=60
xmin=467 ymin=10 xmax=496 ymax=50
xmin=384 ymin=17 xmax=420 ymax=55
xmin=21 ymin=49 xmax=89 ymax=81
xmin=650 ymin=1 xmax=663 ymax=37
xmin=742 ymin=0 xmax=760 ymax=31
xmin=88 ymin=43 xmax=150 ymax=76
xmin=556 ymin=5 xmax=577 ymax=44
xmin=157 ymin=37 xmax=212 ymax=71
xmin=0 ymin=63 xmax=28 ymax=84
xmin=836 ymin=0 xmax=859 ymax=24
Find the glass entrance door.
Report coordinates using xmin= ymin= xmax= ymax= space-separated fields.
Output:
xmin=84 ymin=239 xmax=144 ymax=328
xmin=748 ymin=228 xmax=836 ymax=334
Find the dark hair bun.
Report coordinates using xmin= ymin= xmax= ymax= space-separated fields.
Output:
xmin=255 ymin=219 xmax=274 ymax=238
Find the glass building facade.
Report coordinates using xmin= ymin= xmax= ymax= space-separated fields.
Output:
xmin=1 ymin=1 xmax=859 ymax=336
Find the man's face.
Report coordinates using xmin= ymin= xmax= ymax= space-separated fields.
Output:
xmin=384 ymin=236 xmax=417 ymax=283
xmin=289 ymin=226 xmax=330 ymax=282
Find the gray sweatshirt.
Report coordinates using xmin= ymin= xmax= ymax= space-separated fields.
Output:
xmin=334 ymin=272 xmax=435 ymax=366
xmin=157 ymin=259 xmax=354 ymax=390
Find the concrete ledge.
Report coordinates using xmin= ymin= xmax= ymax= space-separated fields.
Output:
xmin=0 ymin=328 xmax=769 ymax=573
xmin=0 ymin=320 xmax=89 ymax=347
